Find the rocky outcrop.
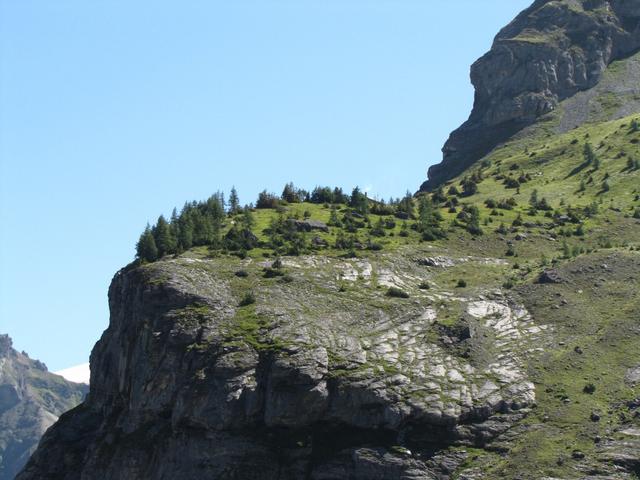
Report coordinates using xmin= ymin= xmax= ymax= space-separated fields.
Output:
xmin=420 ymin=0 xmax=640 ymax=190
xmin=0 ymin=334 xmax=87 ymax=480
xmin=17 ymin=251 xmax=549 ymax=479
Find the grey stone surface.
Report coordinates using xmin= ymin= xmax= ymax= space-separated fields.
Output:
xmin=421 ymin=0 xmax=640 ymax=190
xmin=17 ymin=250 xmax=550 ymax=480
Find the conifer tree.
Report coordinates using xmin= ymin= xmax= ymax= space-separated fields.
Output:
xmin=397 ymin=191 xmax=415 ymax=218
xmin=240 ymin=208 xmax=255 ymax=229
xmin=333 ymin=187 xmax=348 ymax=204
xmin=282 ymin=182 xmax=298 ymax=203
xmin=465 ymin=205 xmax=483 ymax=236
xmin=136 ymin=224 xmax=158 ymax=262
xmin=229 ymin=187 xmax=240 ymax=214
xmin=583 ymin=142 xmax=597 ymax=166
xmin=178 ymin=213 xmax=194 ymax=251
xmin=350 ymin=187 xmax=369 ymax=214
xmin=461 ymin=177 xmax=478 ymax=196
xmin=153 ymin=215 xmax=177 ymax=257
xmin=417 ymin=196 xmax=445 ymax=240
xmin=328 ymin=206 xmax=342 ymax=227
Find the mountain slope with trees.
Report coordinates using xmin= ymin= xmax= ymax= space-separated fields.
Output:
xmin=0 ymin=335 xmax=87 ymax=480
xmin=16 ymin=1 xmax=640 ymax=478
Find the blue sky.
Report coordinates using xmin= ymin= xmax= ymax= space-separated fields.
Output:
xmin=0 ymin=0 xmax=531 ymax=371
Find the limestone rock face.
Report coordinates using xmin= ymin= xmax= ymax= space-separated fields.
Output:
xmin=16 ymin=251 xmax=548 ymax=479
xmin=421 ymin=0 xmax=640 ymax=190
xmin=0 ymin=335 xmax=87 ymax=480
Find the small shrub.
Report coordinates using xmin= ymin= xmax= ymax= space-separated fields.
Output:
xmin=418 ymin=281 xmax=430 ymax=290
xmin=238 ymin=292 xmax=256 ymax=307
xmin=512 ymin=214 xmax=523 ymax=227
xmin=484 ymin=198 xmax=497 ymax=209
xmin=456 ymin=279 xmax=467 ymax=288
xmin=583 ymin=383 xmax=596 ymax=394
xmin=235 ymin=270 xmax=249 ymax=278
xmin=263 ymin=267 xmax=285 ymax=278
xmin=504 ymin=177 xmax=520 ymax=189
xmin=387 ymin=287 xmax=410 ymax=298
xmin=367 ymin=240 xmax=383 ymax=251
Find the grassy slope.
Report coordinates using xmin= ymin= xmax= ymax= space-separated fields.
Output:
xmin=152 ymin=50 xmax=640 ymax=480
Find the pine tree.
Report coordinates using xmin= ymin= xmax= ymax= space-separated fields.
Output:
xmin=282 ymin=182 xmax=298 ymax=203
xmin=178 ymin=212 xmax=194 ymax=251
xmin=153 ymin=215 xmax=177 ymax=257
xmin=229 ymin=186 xmax=240 ymax=214
xmin=328 ymin=206 xmax=342 ymax=227
xmin=461 ymin=177 xmax=478 ymax=196
xmin=136 ymin=224 xmax=158 ymax=262
xmin=240 ymin=208 xmax=255 ymax=229
xmin=583 ymin=142 xmax=597 ymax=167
xmin=417 ymin=196 xmax=445 ymax=240
xmin=432 ymin=186 xmax=447 ymax=204
xmin=370 ymin=217 xmax=385 ymax=237
xmin=465 ymin=205 xmax=483 ymax=236
xmin=350 ymin=187 xmax=369 ymax=214
xmin=397 ymin=191 xmax=415 ymax=218
xmin=333 ymin=187 xmax=348 ymax=204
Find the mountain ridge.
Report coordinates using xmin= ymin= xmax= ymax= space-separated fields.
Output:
xmin=421 ymin=0 xmax=640 ymax=191
xmin=15 ymin=0 xmax=640 ymax=478
xmin=0 ymin=334 xmax=87 ymax=480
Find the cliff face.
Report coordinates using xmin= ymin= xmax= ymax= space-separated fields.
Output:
xmin=420 ymin=0 xmax=640 ymax=190
xmin=14 ymin=1 xmax=640 ymax=478
xmin=0 ymin=335 xmax=87 ymax=480
xmin=16 ymin=253 xmax=546 ymax=479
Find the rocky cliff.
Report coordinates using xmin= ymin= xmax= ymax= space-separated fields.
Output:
xmin=16 ymin=252 xmax=547 ymax=479
xmin=0 ymin=335 xmax=87 ymax=480
xmin=16 ymin=239 xmax=640 ymax=479
xmin=420 ymin=0 xmax=640 ymax=191
xmin=15 ymin=1 xmax=640 ymax=478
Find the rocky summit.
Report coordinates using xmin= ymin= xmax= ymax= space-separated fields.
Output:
xmin=0 ymin=335 xmax=87 ymax=480
xmin=15 ymin=0 xmax=640 ymax=479
xmin=421 ymin=0 xmax=640 ymax=191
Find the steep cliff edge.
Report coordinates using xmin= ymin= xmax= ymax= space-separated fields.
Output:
xmin=0 ymin=335 xmax=87 ymax=480
xmin=421 ymin=0 xmax=640 ymax=191
xmin=16 ymin=237 xmax=640 ymax=479
xmin=16 ymin=251 xmax=547 ymax=479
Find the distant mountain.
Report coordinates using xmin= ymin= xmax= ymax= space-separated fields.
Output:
xmin=0 ymin=334 xmax=87 ymax=480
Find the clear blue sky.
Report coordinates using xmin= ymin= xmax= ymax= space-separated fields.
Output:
xmin=0 ymin=0 xmax=531 ymax=371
